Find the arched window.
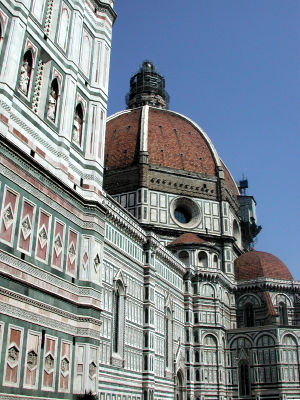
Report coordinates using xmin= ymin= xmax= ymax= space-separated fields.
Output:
xmin=195 ymin=369 xmax=200 ymax=381
xmin=113 ymin=280 xmax=125 ymax=356
xmin=203 ymin=283 xmax=215 ymax=298
xmin=282 ymin=335 xmax=299 ymax=383
xmin=195 ymin=350 xmax=200 ymax=363
xmin=113 ymin=288 xmax=120 ymax=353
xmin=244 ymin=303 xmax=254 ymax=327
xmin=203 ymin=335 xmax=218 ymax=383
xmin=47 ymin=78 xmax=59 ymax=122
xmin=72 ymin=103 xmax=83 ymax=146
xmin=19 ymin=50 xmax=33 ymax=96
xmin=239 ymin=361 xmax=251 ymax=396
xmin=178 ymin=250 xmax=189 ymax=265
xmin=256 ymin=335 xmax=276 ymax=383
xmin=198 ymin=251 xmax=208 ymax=267
xmin=175 ymin=370 xmax=184 ymax=400
xmin=279 ymin=302 xmax=288 ymax=325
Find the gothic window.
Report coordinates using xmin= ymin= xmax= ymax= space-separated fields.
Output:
xmin=198 ymin=251 xmax=208 ymax=267
xmin=19 ymin=50 xmax=33 ymax=96
xmin=203 ymin=283 xmax=215 ymax=298
xmin=72 ymin=103 xmax=83 ymax=146
xmin=279 ymin=302 xmax=288 ymax=325
xmin=239 ymin=361 xmax=251 ymax=396
xmin=281 ymin=335 xmax=299 ymax=383
xmin=165 ymin=307 xmax=172 ymax=369
xmin=195 ymin=350 xmax=200 ymax=363
xmin=113 ymin=280 xmax=125 ymax=356
xmin=244 ymin=303 xmax=254 ymax=327
xmin=203 ymin=335 xmax=218 ymax=384
xmin=47 ymin=78 xmax=59 ymax=123
xmin=256 ymin=335 xmax=276 ymax=383
xmin=195 ymin=369 xmax=200 ymax=381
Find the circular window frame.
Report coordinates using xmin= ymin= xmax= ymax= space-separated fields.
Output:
xmin=170 ymin=197 xmax=201 ymax=229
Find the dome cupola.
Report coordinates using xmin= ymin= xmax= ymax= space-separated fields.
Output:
xmin=126 ymin=61 xmax=169 ymax=109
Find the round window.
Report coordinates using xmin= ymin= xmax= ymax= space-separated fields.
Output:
xmin=171 ymin=197 xmax=201 ymax=228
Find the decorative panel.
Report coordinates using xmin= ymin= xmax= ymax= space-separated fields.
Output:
xmin=87 ymin=345 xmax=98 ymax=393
xmin=51 ymin=219 xmax=65 ymax=270
xmin=80 ymin=235 xmax=90 ymax=280
xmin=73 ymin=344 xmax=86 ymax=393
xmin=150 ymin=209 xmax=157 ymax=222
xmin=57 ymin=2 xmax=71 ymax=51
xmin=91 ymin=239 xmax=102 ymax=283
xmin=80 ymin=29 xmax=92 ymax=77
xmin=0 ymin=186 xmax=19 ymax=246
xmin=58 ymin=340 xmax=72 ymax=392
xmin=42 ymin=336 xmax=57 ymax=390
xmin=17 ymin=199 xmax=36 ymax=255
xmin=23 ymin=331 xmax=41 ymax=389
xmin=35 ymin=209 xmax=51 ymax=263
xmin=31 ymin=0 xmax=46 ymax=23
xmin=3 ymin=326 xmax=23 ymax=387
xmin=66 ymin=228 xmax=78 ymax=276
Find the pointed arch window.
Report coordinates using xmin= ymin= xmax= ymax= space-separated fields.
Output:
xmin=279 ymin=302 xmax=288 ymax=325
xmin=72 ymin=103 xmax=84 ymax=146
xmin=113 ymin=280 xmax=126 ymax=357
xmin=239 ymin=361 xmax=251 ymax=396
xmin=19 ymin=50 xmax=33 ymax=96
xmin=47 ymin=78 xmax=59 ymax=123
xmin=165 ymin=307 xmax=172 ymax=369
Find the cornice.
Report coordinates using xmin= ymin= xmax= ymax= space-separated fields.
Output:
xmin=235 ymin=277 xmax=300 ymax=292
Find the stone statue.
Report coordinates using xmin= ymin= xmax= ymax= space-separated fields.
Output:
xmin=47 ymin=88 xmax=57 ymax=121
xmin=19 ymin=59 xmax=31 ymax=95
xmin=72 ymin=111 xmax=82 ymax=145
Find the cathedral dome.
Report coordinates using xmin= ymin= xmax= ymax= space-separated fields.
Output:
xmin=234 ymin=250 xmax=293 ymax=281
xmin=105 ymin=106 xmax=239 ymax=197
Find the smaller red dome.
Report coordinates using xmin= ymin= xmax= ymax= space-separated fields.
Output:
xmin=234 ymin=250 xmax=293 ymax=281
xmin=167 ymin=233 xmax=208 ymax=247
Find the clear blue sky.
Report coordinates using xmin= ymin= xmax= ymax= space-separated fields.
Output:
xmin=108 ymin=1 xmax=300 ymax=278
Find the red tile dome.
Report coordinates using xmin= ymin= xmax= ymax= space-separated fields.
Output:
xmin=234 ymin=250 xmax=293 ymax=281
xmin=105 ymin=106 xmax=239 ymax=196
xmin=167 ymin=233 xmax=208 ymax=247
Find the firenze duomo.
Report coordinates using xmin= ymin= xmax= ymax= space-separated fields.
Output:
xmin=0 ymin=1 xmax=299 ymax=400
